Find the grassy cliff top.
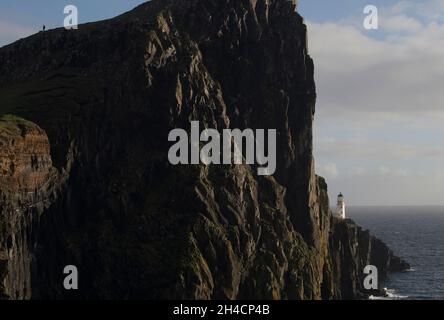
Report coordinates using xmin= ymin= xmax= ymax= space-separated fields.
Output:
xmin=0 ymin=114 xmax=36 ymax=134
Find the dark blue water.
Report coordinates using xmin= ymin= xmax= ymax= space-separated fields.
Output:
xmin=348 ymin=206 xmax=444 ymax=300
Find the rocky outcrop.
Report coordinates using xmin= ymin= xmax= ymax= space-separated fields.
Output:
xmin=0 ymin=0 xmax=409 ymax=300
xmin=324 ymin=215 xmax=410 ymax=299
xmin=0 ymin=116 xmax=60 ymax=299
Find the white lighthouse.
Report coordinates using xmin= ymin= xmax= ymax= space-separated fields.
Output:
xmin=337 ymin=193 xmax=346 ymax=219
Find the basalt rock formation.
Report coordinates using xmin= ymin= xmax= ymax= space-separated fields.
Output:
xmin=0 ymin=0 xmax=409 ymax=300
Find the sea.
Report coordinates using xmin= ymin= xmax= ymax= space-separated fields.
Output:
xmin=347 ymin=206 xmax=444 ymax=300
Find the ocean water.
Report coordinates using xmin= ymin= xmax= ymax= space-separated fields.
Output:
xmin=348 ymin=206 xmax=444 ymax=300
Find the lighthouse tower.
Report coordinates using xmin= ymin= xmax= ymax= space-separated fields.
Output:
xmin=337 ymin=193 xmax=346 ymax=219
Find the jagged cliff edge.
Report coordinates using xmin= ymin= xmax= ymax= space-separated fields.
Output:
xmin=0 ymin=0 xmax=409 ymax=299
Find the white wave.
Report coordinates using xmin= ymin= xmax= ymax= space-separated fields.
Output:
xmin=369 ymin=295 xmax=391 ymax=300
xmin=368 ymin=288 xmax=409 ymax=300
xmin=384 ymin=288 xmax=409 ymax=300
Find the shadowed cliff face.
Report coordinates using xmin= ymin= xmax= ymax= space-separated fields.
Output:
xmin=0 ymin=0 xmax=409 ymax=299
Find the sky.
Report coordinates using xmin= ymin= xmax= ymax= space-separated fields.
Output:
xmin=298 ymin=0 xmax=444 ymax=206
xmin=0 ymin=1 xmax=443 ymax=206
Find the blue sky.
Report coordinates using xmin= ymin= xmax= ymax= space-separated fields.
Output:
xmin=300 ymin=0 xmax=387 ymax=23
xmin=1 ymin=1 xmax=443 ymax=206
xmin=0 ymin=0 xmax=393 ymax=46
xmin=0 ymin=1 xmax=145 ymax=32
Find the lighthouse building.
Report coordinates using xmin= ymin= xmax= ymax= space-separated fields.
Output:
xmin=337 ymin=193 xmax=346 ymax=219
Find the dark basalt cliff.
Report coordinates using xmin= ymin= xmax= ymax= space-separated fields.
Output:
xmin=0 ymin=0 xmax=408 ymax=299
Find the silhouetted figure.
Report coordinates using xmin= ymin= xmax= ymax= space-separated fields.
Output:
xmin=43 ymin=25 xmax=46 ymax=31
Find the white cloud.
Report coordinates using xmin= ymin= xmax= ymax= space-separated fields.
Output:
xmin=308 ymin=20 xmax=444 ymax=117
xmin=382 ymin=14 xmax=423 ymax=33
xmin=378 ymin=166 xmax=408 ymax=177
xmin=318 ymin=162 xmax=339 ymax=179
xmin=379 ymin=166 xmax=391 ymax=174
xmin=326 ymin=169 xmax=444 ymax=206
xmin=386 ymin=0 xmax=444 ymax=22
xmin=308 ymin=0 xmax=444 ymax=205
xmin=317 ymin=136 xmax=444 ymax=160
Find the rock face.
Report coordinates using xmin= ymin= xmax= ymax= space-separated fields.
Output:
xmin=0 ymin=0 xmax=409 ymax=299
xmin=0 ymin=116 xmax=61 ymax=299
xmin=326 ymin=217 xmax=410 ymax=299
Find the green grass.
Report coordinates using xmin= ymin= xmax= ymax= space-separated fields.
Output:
xmin=0 ymin=68 xmax=102 ymax=120
xmin=0 ymin=114 xmax=34 ymax=131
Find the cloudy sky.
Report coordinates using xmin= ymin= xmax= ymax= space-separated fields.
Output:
xmin=299 ymin=0 xmax=444 ymax=205
xmin=0 ymin=1 xmax=443 ymax=206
